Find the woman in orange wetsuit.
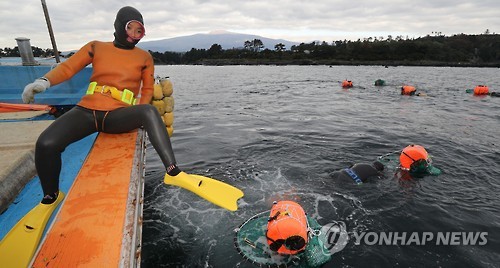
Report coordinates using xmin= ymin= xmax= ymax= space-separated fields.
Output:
xmin=22 ymin=6 xmax=181 ymax=204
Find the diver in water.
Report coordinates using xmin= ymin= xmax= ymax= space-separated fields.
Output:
xmin=330 ymin=161 xmax=384 ymax=184
xmin=21 ymin=6 xmax=184 ymax=205
xmin=374 ymin=79 xmax=386 ymax=86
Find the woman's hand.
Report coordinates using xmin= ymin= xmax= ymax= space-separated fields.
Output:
xmin=22 ymin=77 xmax=50 ymax=103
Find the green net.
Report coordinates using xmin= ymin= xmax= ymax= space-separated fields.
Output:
xmin=302 ymin=218 xmax=333 ymax=267
xmin=377 ymin=151 xmax=401 ymax=170
xmin=234 ymin=212 xmax=332 ymax=267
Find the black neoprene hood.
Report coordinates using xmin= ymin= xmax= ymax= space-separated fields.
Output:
xmin=113 ymin=6 xmax=144 ymax=49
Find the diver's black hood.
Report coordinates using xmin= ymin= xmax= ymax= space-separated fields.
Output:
xmin=113 ymin=6 xmax=144 ymax=49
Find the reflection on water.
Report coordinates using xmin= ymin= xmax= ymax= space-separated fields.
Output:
xmin=142 ymin=65 xmax=500 ymax=267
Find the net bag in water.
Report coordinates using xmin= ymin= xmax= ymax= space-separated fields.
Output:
xmin=234 ymin=201 xmax=332 ymax=267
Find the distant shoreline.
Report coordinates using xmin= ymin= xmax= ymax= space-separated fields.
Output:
xmin=2 ymin=56 xmax=498 ymax=68
xmin=156 ymin=58 xmax=500 ymax=68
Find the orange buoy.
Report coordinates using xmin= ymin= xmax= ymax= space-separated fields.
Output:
xmin=342 ymin=80 xmax=353 ymax=88
xmin=266 ymin=201 xmax=308 ymax=255
xmin=401 ymin=85 xmax=416 ymax=95
xmin=473 ymin=85 xmax=489 ymax=95
xmin=399 ymin=144 xmax=429 ymax=170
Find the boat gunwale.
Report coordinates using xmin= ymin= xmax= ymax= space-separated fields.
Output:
xmin=120 ymin=129 xmax=146 ymax=267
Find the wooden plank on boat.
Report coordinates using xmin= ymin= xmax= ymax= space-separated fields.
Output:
xmin=0 ymin=120 xmax=53 ymax=213
xmin=32 ymin=131 xmax=144 ymax=267
xmin=0 ymin=120 xmax=53 ymax=150
xmin=0 ymin=110 xmax=48 ymax=120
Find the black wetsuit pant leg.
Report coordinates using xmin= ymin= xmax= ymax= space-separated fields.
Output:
xmin=102 ymin=104 xmax=176 ymax=168
xmin=36 ymin=106 xmax=97 ymax=195
xmin=36 ymin=104 xmax=176 ymax=196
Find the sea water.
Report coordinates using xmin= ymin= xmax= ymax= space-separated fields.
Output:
xmin=141 ymin=65 xmax=500 ymax=267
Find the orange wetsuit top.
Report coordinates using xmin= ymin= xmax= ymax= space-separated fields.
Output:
xmin=44 ymin=41 xmax=155 ymax=111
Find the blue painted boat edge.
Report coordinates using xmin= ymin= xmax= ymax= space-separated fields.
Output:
xmin=0 ymin=66 xmax=91 ymax=105
xmin=0 ymin=133 xmax=98 ymax=240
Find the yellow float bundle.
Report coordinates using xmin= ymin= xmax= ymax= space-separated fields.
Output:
xmin=151 ymin=77 xmax=174 ymax=137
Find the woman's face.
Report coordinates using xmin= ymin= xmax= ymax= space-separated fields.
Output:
xmin=125 ymin=20 xmax=145 ymax=42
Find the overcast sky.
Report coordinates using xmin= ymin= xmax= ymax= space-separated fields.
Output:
xmin=1 ymin=0 xmax=498 ymax=51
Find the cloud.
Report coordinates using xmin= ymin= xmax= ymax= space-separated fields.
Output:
xmin=1 ymin=0 xmax=498 ymax=51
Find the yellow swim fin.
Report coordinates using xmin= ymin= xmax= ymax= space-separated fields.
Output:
xmin=0 ymin=191 xmax=65 ymax=267
xmin=164 ymin=172 xmax=244 ymax=211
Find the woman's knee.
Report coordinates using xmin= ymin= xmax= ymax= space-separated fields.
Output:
xmin=138 ymin=104 xmax=162 ymax=123
xmin=36 ymin=133 xmax=64 ymax=153
xmin=141 ymin=104 xmax=161 ymax=117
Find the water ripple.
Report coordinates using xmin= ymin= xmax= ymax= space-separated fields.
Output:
xmin=142 ymin=65 xmax=500 ymax=267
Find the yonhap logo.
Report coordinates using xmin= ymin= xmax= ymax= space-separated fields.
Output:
xmin=352 ymin=231 xmax=488 ymax=246
xmin=320 ymin=221 xmax=349 ymax=254
xmin=319 ymin=222 xmax=488 ymax=254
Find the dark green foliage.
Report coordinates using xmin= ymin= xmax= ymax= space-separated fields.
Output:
xmin=146 ymin=34 xmax=500 ymax=66
xmin=0 ymin=46 xmax=58 ymax=58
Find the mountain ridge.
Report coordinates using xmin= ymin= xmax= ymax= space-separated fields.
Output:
xmin=137 ymin=31 xmax=301 ymax=52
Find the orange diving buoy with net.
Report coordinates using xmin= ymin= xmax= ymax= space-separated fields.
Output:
xmin=342 ymin=80 xmax=353 ymax=88
xmin=266 ymin=201 xmax=309 ymax=255
xmin=401 ymin=85 xmax=416 ymax=95
xmin=399 ymin=144 xmax=429 ymax=170
xmin=473 ymin=85 xmax=489 ymax=95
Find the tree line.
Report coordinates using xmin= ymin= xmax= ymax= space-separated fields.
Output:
xmin=150 ymin=33 xmax=500 ymax=66
xmin=2 ymin=33 xmax=499 ymax=67
xmin=1 ymin=46 xmax=56 ymax=58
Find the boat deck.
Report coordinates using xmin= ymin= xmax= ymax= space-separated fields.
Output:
xmin=32 ymin=131 xmax=146 ymax=267
xmin=0 ymin=110 xmax=145 ymax=267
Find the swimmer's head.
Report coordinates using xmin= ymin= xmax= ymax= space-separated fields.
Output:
xmin=372 ymin=161 xmax=384 ymax=172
